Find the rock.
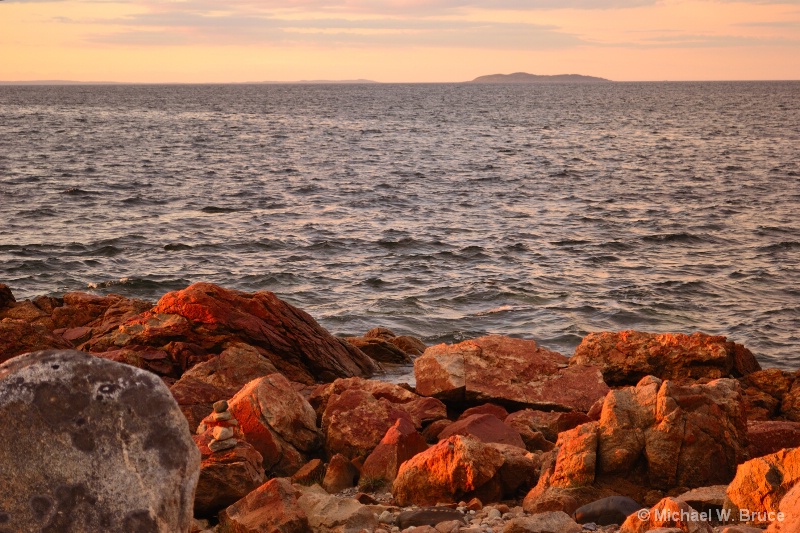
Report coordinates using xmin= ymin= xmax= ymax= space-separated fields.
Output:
xmin=0 ymin=349 xmax=199 ymax=533
xmin=504 ymin=409 xmax=591 ymax=443
xmin=490 ymin=443 xmax=542 ymax=497
xmin=311 ymin=376 xmax=447 ymax=428
xmin=296 ymin=484 xmax=378 ymax=533
xmin=361 ymin=417 xmax=429 ymax=488
xmin=726 ymin=447 xmax=800 ymax=526
xmin=503 ymin=511 xmax=582 ymax=533
xmin=291 ymin=458 xmax=326 ymax=486
xmin=392 ymin=435 xmax=505 ymax=506
xmin=459 ymin=403 xmax=509 ymax=421
xmin=415 ymin=335 xmax=609 ymax=412
xmin=439 ymin=414 xmax=526 ymax=449
xmin=170 ymin=343 xmax=278 ymax=429
xmin=619 ymin=497 xmax=714 ymax=533
xmin=573 ymin=496 xmax=644 ymax=525
xmin=596 ymin=376 xmax=747 ymax=489
xmin=423 ymin=419 xmax=453 ymax=444
xmin=765 ymin=482 xmax=800 ymax=532
xmin=322 ymin=453 xmax=360 ymax=493
xmin=83 ymin=282 xmax=380 ymax=382
xmin=218 ymin=478 xmax=309 ymax=533
xmin=726 ymin=526 xmax=772 ymax=533
xmin=193 ymin=439 xmax=266 ymax=516
xmin=396 ymin=508 xmax=467 ymax=528
xmin=391 ymin=335 xmax=427 ymax=357
xmin=748 ymin=421 xmax=800 ymax=458
xmin=0 ymin=318 xmax=72 ymax=363
xmin=0 ymin=283 xmax=15 ymax=309
xmin=780 ymin=375 xmax=800 ymax=421
xmin=739 ymin=368 xmax=793 ymax=420
xmin=674 ymin=485 xmax=727 ymax=515
xmin=571 ymin=331 xmax=760 ymax=386
xmin=228 ymin=373 xmax=321 ymax=476
xmin=346 ymin=336 xmax=412 ymax=364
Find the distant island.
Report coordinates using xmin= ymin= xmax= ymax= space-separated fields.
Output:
xmin=469 ymin=72 xmax=611 ymax=84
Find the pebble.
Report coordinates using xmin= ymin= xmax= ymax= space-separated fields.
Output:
xmin=213 ymin=400 xmax=228 ymax=413
xmin=487 ymin=509 xmax=501 ymax=520
xmin=208 ymin=437 xmax=237 ymax=452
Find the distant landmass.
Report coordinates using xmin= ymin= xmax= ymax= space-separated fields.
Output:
xmin=469 ymin=72 xmax=611 ymax=84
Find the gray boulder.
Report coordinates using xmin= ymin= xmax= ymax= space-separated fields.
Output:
xmin=0 ymin=349 xmax=200 ymax=533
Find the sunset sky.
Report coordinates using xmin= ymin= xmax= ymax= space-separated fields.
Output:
xmin=1 ymin=0 xmax=799 ymax=83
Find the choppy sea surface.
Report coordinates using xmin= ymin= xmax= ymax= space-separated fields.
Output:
xmin=1 ymin=82 xmax=798 ymax=369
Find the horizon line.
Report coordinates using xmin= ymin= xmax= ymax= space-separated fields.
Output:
xmin=2 ymin=78 xmax=800 ymax=85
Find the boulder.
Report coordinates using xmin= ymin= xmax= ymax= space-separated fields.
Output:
xmin=747 ymin=420 xmax=800 ymax=459
xmin=392 ymin=435 xmax=505 ymax=506
xmin=674 ymin=485 xmax=727 ymax=516
xmin=218 ymin=478 xmax=308 ymax=533
xmin=459 ymin=403 xmax=509 ymax=421
xmin=439 ymin=413 xmax=526 ymax=449
xmin=322 ymin=453 xmax=360 ymax=494
xmin=193 ymin=439 xmax=266 ymax=516
xmin=361 ymin=418 xmax=429 ymax=488
xmin=571 ymin=331 xmax=760 ymax=386
xmin=228 ymin=373 xmax=321 ymax=475
xmin=765 ymin=482 xmax=800 ymax=532
xmin=291 ymin=458 xmax=326 ymax=486
xmin=415 ymin=335 xmax=609 ymax=412
xmin=0 ymin=283 xmax=15 ymax=309
xmin=573 ymin=496 xmax=644 ymax=525
xmin=0 ymin=349 xmax=199 ymax=533
xmin=739 ymin=368 xmax=793 ymax=420
xmin=396 ymin=508 xmax=466 ymax=529
xmin=490 ymin=443 xmax=541 ymax=497
xmin=726 ymin=447 xmax=800 ymax=526
xmin=619 ymin=497 xmax=714 ymax=533
xmin=505 ymin=409 xmax=590 ymax=442
xmin=503 ymin=511 xmax=582 ymax=533
xmin=780 ymin=375 xmax=800 ymax=421
xmin=363 ymin=327 xmax=427 ymax=356
xmin=170 ymin=343 xmax=278 ymax=429
xmin=296 ymin=485 xmax=378 ymax=533
xmin=83 ymin=282 xmax=380 ymax=382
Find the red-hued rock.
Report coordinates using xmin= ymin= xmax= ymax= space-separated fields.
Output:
xmin=535 ymin=422 xmax=600 ymax=492
xmin=780 ymin=376 xmax=800 ymax=422
xmin=459 ymin=403 xmax=509 ymax=421
xmin=391 ymin=335 xmax=427 ymax=357
xmin=219 ymin=478 xmax=309 ymax=533
xmin=361 ymin=418 xmax=429 ymax=486
xmin=726 ymin=447 xmax=800 ymax=526
xmin=193 ymin=439 xmax=266 ymax=516
xmin=296 ymin=485 xmax=379 ymax=532
xmin=596 ymin=376 xmax=747 ymax=489
xmin=505 ymin=409 xmax=591 ymax=443
xmin=228 ymin=373 xmax=321 ymax=476
xmin=83 ymin=283 xmax=380 ymax=382
xmin=322 ymin=453 xmax=360 ymax=493
xmin=392 ymin=435 xmax=505 ymax=506
xmin=422 ymin=419 xmax=452 ymax=444
xmin=415 ymin=335 xmax=609 ymax=412
xmin=438 ymin=414 xmax=526 ymax=449
xmin=0 ymin=318 xmax=71 ymax=363
xmin=740 ymin=368 xmax=794 ymax=420
xmin=322 ymin=388 xmax=414 ymax=459
xmin=490 ymin=443 xmax=542 ymax=497
xmin=748 ymin=421 xmax=800 ymax=459
xmin=571 ymin=331 xmax=761 ymax=386
xmin=345 ymin=336 xmax=411 ymax=364
xmin=170 ymin=343 xmax=278 ymax=429
xmin=619 ymin=497 xmax=714 ymax=533
xmin=290 ymin=458 xmax=326 ymax=486
xmin=0 ymin=284 xmax=15 ymax=309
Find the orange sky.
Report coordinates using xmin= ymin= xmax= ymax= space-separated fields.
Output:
xmin=1 ymin=0 xmax=798 ymax=82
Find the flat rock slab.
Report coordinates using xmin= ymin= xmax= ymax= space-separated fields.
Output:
xmin=0 ymin=349 xmax=200 ymax=533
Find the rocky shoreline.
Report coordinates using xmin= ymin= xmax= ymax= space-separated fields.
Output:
xmin=1 ymin=282 xmax=799 ymax=532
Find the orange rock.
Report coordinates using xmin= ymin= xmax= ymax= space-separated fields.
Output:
xmin=322 ymin=453 xmax=360 ymax=493
xmin=571 ymin=331 xmax=760 ymax=386
xmin=727 ymin=447 xmax=800 ymax=526
xmin=438 ymin=414 xmax=526 ymax=449
xmin=619 ymin=497 xmax=713 ymax=533
xmin=192 ymin=439 xmax=266 ymax=516
xmin=748 ymin=421 xmax=800 ymax=459
xmin=361 ymin=418 xmax=429 ymax=487
xmin=219 ymin=478 xmax=309 ymax=533
xmin=0 ymin=318 xmax=71 ymax=363
xmin=392 ymin=435 xmax=505 ymax=506
xmin=415 ymin=335 xmax=609 ymax=412
xmin=228 ymin=373 xmax=321 ymax=476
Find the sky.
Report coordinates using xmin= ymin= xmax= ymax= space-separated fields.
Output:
xmin=1 ymin=0 xmax=799 ymax=82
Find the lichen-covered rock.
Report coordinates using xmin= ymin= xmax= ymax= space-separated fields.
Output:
xmin=218 ymin=478 xmax=308 ymax=533
xmin=392 ymin=435 xmax=505 ymax=506
xmin=0 ymin=318 xmax=72 ymax=363
xmin=571 ymin=331 xmax=760 ymax=386
xmin=0 ymin=349 xmax=199 ymax=533
xmin=228 ymin=373 xmax=321 ymax=476
xmin=415 ymin=335 xmax=609 ymax=412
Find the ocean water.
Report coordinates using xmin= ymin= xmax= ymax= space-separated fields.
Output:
xmin=1 ymin=82 xmax=798 ymax=369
